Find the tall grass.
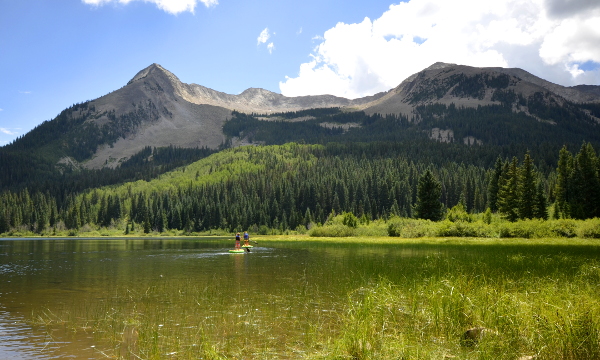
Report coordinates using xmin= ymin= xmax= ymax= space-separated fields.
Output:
xmin=308 ymin=247 xmax=600 ymax=360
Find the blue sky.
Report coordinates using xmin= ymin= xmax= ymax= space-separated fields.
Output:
xmin=1 ymin=0 xmax=600 ymax=145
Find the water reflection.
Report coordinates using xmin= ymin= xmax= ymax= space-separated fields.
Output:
xmin=0 ymin=238 xmax=478 ymax=359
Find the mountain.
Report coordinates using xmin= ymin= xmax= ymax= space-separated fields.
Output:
xmin=360 ymin=62 xmax=600 ymax=117
xmin=92 ymin=63 xmax=391 ymax=169
xmin=1 ymin=62 xmax=600 ymax=195
xmin=4 ymin=64 xmax=387 ymax=170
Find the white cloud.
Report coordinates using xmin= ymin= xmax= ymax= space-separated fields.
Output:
xmin=280 ymin=0 xmax=600 ymax=99
xmin=257 ymin=28 xmax=270 ymax=45
xmin=0 ymin=128 xmax=18 ymax=136
xmin=82 ymin=0 xmax=217 ymax=15
xmin=257 ymin=28 xmax=275 ymax=54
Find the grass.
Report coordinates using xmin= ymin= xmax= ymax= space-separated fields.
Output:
xmin=300 ymin=237 xmax=600 ymax=359
xmin=26 ymin=236 xmax=600 ymax=359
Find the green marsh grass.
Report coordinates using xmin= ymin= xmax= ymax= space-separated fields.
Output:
xmin=302 ymin=239 xmax=600 ymax=360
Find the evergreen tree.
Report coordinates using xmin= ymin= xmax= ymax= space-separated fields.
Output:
xmin=415 ymin=169 xmax=444 ymax=221
xmin=534 ymin=180 xmax=548 ymax=220
xmin=497 ymin=157 xmax=519 ymax=221
xmin=518 ymin=152 xmax=537 ymax=219
xmin=572 ymin=142 xmax=600 ymax=219
xmin=555 ymin=146 xmax=573 ymax=218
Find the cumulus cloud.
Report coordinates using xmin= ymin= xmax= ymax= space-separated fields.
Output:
xmin=280 ymin=0 xmax=600 ymax=99
xmin=257 ymin=28 xmax=275 ymax=54
xmin=82 ymin=0 xmax=218 ymax=15
xmin=257 ymin=28 xmax=270 ymax=45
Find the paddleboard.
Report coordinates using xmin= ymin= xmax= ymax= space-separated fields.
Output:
xmin=241 ymin=245 xmax=253 ymax=248
xmin=229 ymin=249 xmax=245 ymax=253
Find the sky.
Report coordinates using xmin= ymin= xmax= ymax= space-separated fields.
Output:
xmin=1 ymin=0 xmax=599 ymax=146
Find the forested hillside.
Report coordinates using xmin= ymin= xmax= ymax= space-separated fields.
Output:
xmin=1 ymin=142 xmax=598 ymax=236
xmin=223 ymin=98 xmax=600 ymax=170
xmin=2 ymin=63 xmax=600 ymax=237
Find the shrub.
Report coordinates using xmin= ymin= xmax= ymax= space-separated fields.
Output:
xmin=436 ymin=220 xmax=492 ymax=237
xmin=354 ymin=221 xmax=388 ymax=236
xmin=577 ymin=218 xmax=600 ymax=238
xmin=295 ymin=225 xmax=308 ymax=234
xmin=483 ymin=207 xmax=492 ymax=224
xmin=446 ymin=203 xmax=472 ymax=223
xmin=493 ymin=219 xmax=549 ymax=238
xmin=342 ymin=212 xmax=359 ymax=228
xmin=387 ymin=217 xmax=436 ymax=238
xmin=548 ymin=219 xmax=579 ymax=238
xmin=258 ymin=225 xmax=270 ymax=235
xmin=309 ymin=224 xmax=355 ymax=237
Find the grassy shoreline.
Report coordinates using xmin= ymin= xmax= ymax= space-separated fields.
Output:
xmin=3 ymin=232 xmax=600 ymax=248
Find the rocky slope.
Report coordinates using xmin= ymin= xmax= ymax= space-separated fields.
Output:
xmin=82 ymin=64 xmax=387 ymax=169
xmin=8 ymin=62 xmax=600 ymax=170
xmin=360 ymin=62 xmax=600 ymax=117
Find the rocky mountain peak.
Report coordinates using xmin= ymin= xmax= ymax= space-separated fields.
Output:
xmin=424 ymin=62 xmax=455 ymax=71
xmin=127 ymin=63 xmax=181 ymax=86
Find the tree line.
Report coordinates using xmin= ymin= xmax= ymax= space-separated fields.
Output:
xmin=1 ymin=142 xmax=598 ymax=235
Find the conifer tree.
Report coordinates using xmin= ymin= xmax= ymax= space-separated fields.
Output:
xmin=493 ymin=159 xmax=509 ymax=211
xmin=555 ymin=146 xmax=573 ymax=218
xmin=572 ymin=142 xmax=600 ymax=219
xmin=518 ymin=152 xmax=536 ymax=219
xmin=534 ymin=180 xmax=548 ymax=220
xmin=497 ymin=157 xmax=519 ymax=221
xmin=415 ymin=169 xmax=444 ymax=221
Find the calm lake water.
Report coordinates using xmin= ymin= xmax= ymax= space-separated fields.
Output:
xmin=4 ymin=237 xmax=596 ymax=359
xmin=0 ymin=237 xmax=430 ymax=359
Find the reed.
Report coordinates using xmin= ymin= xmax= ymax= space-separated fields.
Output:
xmin=308 ymin=246 xmax=600 ymax=359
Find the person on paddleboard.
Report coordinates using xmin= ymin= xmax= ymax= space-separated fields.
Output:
xmin=235 ymin=233 xmax=241 ymax=249
xmin=243 ymin=231 xmax=250 ymax=246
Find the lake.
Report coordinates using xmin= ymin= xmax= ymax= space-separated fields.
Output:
xmin=0 ymin=237 xmax=430 ymax=359
xmin=1 ymin=237 xmax=599 ymax=359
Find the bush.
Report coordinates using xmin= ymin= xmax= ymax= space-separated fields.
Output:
xmin=309 ymin=224 xmax=355 ymax=237
xmin=354 ymin=221 xmax=388 ymax=236
xmin=258 ymin=225 xmax=270 ymax=235
xmin=446 ymin=203 xmax=472 ymax=223
xmin=494 ymin=219 xmax=549 ymax=238
xmin=547 ymin=219 xmax=578 ymax=238
xmin=342 ymin=212 xmax=359 ymax=228
xmin=384 ymin=216 xmax=600 ymax=239
xmin=483 ymin=208 xmax=492 ymax=224
xmin=577 ymin=218 xmax=600 ymax=238
xmin=436 ymin=220 xmax=492 ymax=237
xmin=295 ymin=225 xmax=308 ymax=234
xmin=387 ymin=217 xmax=436 ymax=238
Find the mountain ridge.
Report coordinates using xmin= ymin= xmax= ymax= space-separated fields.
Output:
xmin=3 ymin=62 xmax=600 ymax=172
